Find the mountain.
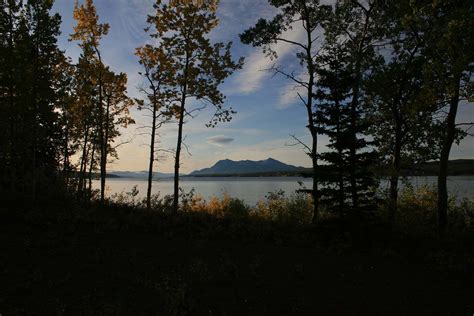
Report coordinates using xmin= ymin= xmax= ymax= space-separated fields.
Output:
xmin=189 ymin=158 xmax=304 ymax=176
xmin=109 ymin=171 xmax=174 ymax=179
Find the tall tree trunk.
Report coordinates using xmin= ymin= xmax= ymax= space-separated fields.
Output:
xmin=147 ymin=98 xmax=158 ymax=211
xmin=7 ymin=5 xmax=15 ymax=194
xmin=88 ymin=134 xmax=97 ymax=198
xmin=100 ymin=95 xmax=110 ymax=204
xmin=78 ymin=125 xmax=90 ymax=197
xmin=302 ymin=3 xmax=318 ymax=223
xmin=389 ymin=115 xmax=402 ymax=225
xmin=388 ymin=44 xmax=420 ymax=225
xmin=173 ymin=54 xmax=189 ymax=214
xmin=335 ymin=103 xmax=344 ymax=212
xmin=349 ymin=60 xmax=361 ymax=213
xmin=98 ymin=87 xmax=105 ymax=203
xmin=437 ymin=75 xmax=461 ymax=237
xmin=173 ymin=92 xmax=186 ymax=213
xmin=93 ymin=47 xmax=106 ymax=204
xmin=63 ymin=117 xmax=70 ymax=188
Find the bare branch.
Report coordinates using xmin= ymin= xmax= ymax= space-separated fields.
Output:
xmin=182 ymin=136 xmax=192 ymax=157
xmin=269 ymin=65 xmax=309 ymax=88
xmin=184 ymin=105 xmax=206 ymax=118
xmin=296 ymin=92 xmax=308 ymax=107
xmin=112 ymin=138 xmax=132 ymax=150
xmin=286 ymin=134 xmax=311 ymax=154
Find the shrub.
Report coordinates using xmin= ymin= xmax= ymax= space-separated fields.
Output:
xmin=254 ymin=190 xmax=313 ymax=225
xmin=183 ymin=190 xmax=251 ymax=219
xmin=396 ymin=184 xmax=474 ymax=234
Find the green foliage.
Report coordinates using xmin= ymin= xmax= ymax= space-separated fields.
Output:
xmin=0 ymin=0 xmax=65 ymax=197
xmin=253 ymin=190 xmax=311 ymax=225
xmin=395 ymin=184 xmax=474 ymax=235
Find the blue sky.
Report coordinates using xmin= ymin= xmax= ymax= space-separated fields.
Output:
xmin=52 ymin=0 xmax=473 ymax=173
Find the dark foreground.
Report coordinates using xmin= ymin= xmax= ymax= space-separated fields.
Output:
xmin=1 ymin=203 xmax=473 ymax=315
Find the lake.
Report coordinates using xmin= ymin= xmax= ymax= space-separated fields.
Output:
xmin=96 ymin=176 xmax=474 ymax=205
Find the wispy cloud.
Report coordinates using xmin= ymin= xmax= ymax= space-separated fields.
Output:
xmin=234 ymin=24 xmax=306 ymax=94
xmin=278 ymin=80 xmax=307 ymax=109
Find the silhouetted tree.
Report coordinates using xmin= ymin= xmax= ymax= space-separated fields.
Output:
xmin=240 ymin=0 xmax=331 ymax=222
xmin=0 ymin=0 xmax=65 ymax=199
xmin=54 ymin=54 xmax=78 ymax=190
xmin=147 ymin=0 xmax=243 ymax=213
xmin=71 ymin=0 xmax=134 ymax=202
xmin=365 ymin=0 xmax=438 ymax=225
xmin=412 ymin=0 xmax=474 ymax=236
xmin=323 ymin=0 xmax=383 ymax=219
xmin=136 ymin=44 xmax=175 ymax=210
xmin=314 ymin=44 xmax=353 ymax=215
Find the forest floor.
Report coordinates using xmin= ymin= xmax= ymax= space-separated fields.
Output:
xmin=1 ymin=203 xmax=473 ymax=315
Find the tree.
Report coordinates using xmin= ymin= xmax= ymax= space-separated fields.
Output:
xmin=73 ymin=47 xmax=98 ymax=197
xmin=323 ymin=0 xmax=383 ymax=219
xmin=53 ymin=54 xmax=78 ymax=190
xmin=314 ymin=43 xmax=353 ymax=215
xmin=365 ymin=0 xmax=438 ymax=225
xmin=70 ymin=0 xmax=109 ymax=202
xmin=70 ymin=0 xmax=134 ymax=202
xmin=147 ymin=0 xmax=243 ymax=213
xmin=413 ymin=0 xmax=474 ymax=236
xmin=101 ymin=67 xmax=135 ymax=196
xmin=240 ymin=0 xmax=331 ymax=222
xmin=136 ymin=44 xmax=175 ymax=210
xmin=0 ymin=0 xmax=65 ymax=199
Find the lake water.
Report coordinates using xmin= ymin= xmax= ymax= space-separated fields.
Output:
xmin=96 ymin=176 xmax=474 ymax=205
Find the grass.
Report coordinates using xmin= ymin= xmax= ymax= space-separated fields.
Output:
xmin=0 ymin=188 xmax=473 ymax=315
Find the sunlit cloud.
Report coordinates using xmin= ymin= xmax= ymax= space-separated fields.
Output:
xmin=234 ymin=25 xmax=306 ymax=94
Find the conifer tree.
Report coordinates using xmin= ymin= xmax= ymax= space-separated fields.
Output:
xmin=323 ymin=0 xmax=383 ymax=218
xmin=314 ymin=44 xmax=353 ymax=215
xmin=0 ymin=0 xmax=65 ymax=198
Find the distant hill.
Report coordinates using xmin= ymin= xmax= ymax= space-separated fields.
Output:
xmin=107 ymin=159 xmax=473 ymax=179
xmin=189 ymin=158 xmax=305 ymax=176
xmin=412 ymin=159 xmax=474 ymax=176
xmin=109 ymin=171 xmax=174 ymax=179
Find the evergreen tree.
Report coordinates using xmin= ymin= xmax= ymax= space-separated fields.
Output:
xmin=323 ymin=0 xmax=383 ymax=219
xmin=314 ymin=44 xmax=353 ymax=215
xmin=0 ymin=0 xmax=65 ymax=199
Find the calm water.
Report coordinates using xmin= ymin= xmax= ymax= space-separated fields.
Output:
xmin=96 ymin=176 xmax=474 ymax=205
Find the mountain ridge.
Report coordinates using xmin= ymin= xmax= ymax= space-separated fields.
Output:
xmin=189 ymin=158 xmax=304 ymax=176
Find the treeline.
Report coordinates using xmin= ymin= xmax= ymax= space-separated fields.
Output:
xmin=0 ymin=0 xmax=472 ymax=237
xmin=241 ymin=0 xmax=473 ymax=235
xmin=0 ymin=0 xmax=243 ymax=213
xmin=0 ymin=0 xmax=134 ymax=204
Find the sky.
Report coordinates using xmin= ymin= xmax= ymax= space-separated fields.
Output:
xmin=52 ymin=0 xmax=473 ymax=173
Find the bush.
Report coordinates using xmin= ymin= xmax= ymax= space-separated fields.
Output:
xmin=182 ymin=190 xmax=251 ymax=219
xmin=396 ymin=184 xmax=474 ymax=234
xmin=254 ymin=190 xmax=313 ymax=225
